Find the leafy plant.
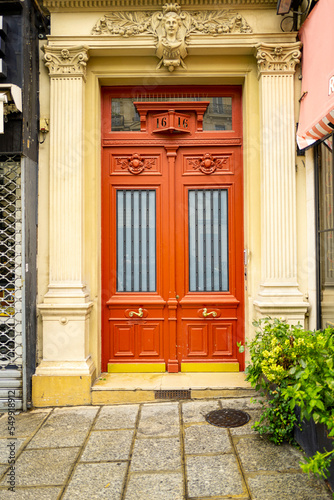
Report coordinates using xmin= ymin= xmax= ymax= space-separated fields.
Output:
xmin=252 ymin=384 xmax=298 ymax=445
xmin=239 ymin=318 xmax=334 ymax=486
xmin=301 ymin=449 xmax=334 ymax=480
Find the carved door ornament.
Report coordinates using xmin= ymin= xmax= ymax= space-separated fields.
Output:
xmin=92 ymin=3 xmax=252 ymax=72
xmin=152 ymin=110 xmax=191 ymax=134
xmin=134 ymin=101 xmax=209 ymax=133
xmin=189 ymin=153 xmax=228 ymax=174
xmin=116 ymin=154 xmax=155 ymax=174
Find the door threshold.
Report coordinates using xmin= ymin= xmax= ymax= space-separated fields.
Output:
xmin=91 ymin=372 xmax=255 ymax=405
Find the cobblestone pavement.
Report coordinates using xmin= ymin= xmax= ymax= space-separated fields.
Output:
xmin=0 ymin=397 xmax=332 ymax=499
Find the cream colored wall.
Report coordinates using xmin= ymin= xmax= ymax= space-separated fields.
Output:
xmin=37 ymin=4 xmax=312 ymax=378
xmin=37 ymin=41 xmax=51 ymax=364
xmin=294 ymin=69 xmax=313 ymax=330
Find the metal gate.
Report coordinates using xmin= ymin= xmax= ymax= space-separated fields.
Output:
xmin=0 ymin=157 xmax=25 ymax=411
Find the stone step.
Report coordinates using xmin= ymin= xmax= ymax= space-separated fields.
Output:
xmin=91 ymin=372 xmax=256 ymax=404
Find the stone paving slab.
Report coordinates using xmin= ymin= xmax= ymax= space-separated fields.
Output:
xmin=184 ymin=423 xmax=231 ymax=455
xmin=0 ymin=438 xmax=26 ymax=464
xmin=137 ymin=403 xmax=179 ymax=438
xmin=0 ymin=486 xmax=62 ymax=499
xmin=181 ymin=400 xmax=220 ymax=423
xmin=63 ymin=462 xmax=127 ymax=500
xmin=219 ymin=396 xmax=264 ymax=410
xmin=229 ymin=410 xmax=263 ymax=436
xmin=94 ymin=404 xmax=139 ymax=430
xmin=247 ymin=472 xmax=332 ymax=499
xmin=236 ymin=435 xmax=304 ymax=472
xmin=0 ymin=464 xmax=8 ymax=477
xmin=0 ymin=447 xmax=80 ymax=486
xmin=26 ymin=407 xmax=98 ymax=449
xmin=125 ymin=472 xmax=184 ymax=500
xmin=131 ymin=437 xmax=181 ymax=472
xmin=80 ymin=429 xmax=134 ymax=462
xmin=0 ymin=409 xmax=51 ymax=438
xmin=0 ymin=399 xmax=332 ymax=499
xmin=186 ymin=453 xmax=245 ymax=498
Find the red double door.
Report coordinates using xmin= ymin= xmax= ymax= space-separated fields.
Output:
xmin=101 ymin=88 xmax=244 ymax=373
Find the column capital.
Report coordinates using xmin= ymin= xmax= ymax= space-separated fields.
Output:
xmin=256 ymin=42 xmax=302 ymax=77
xmin=43 ymin=45 xmax=89 ymax=79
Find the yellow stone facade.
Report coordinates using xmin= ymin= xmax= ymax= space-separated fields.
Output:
xmin=34 ymin=0 xmax=311 ymax=406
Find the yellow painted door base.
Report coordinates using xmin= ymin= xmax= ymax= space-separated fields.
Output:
xmin=108 ymin=363 xmax=166 ymax=373
xmin=181 ymin=363 xmax=239 ymax=372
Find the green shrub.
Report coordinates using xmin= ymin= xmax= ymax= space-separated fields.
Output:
xmin=239 ymin=318 xmax=334 ymax=485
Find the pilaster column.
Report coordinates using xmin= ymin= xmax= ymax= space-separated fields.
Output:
xmin=254 ymin=42 xmax=308 ymax=325
xmin=34 ymin=46 xmax=95 ymax=406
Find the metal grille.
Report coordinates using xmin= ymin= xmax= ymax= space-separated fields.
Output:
xmin=117 ymin=189 xmax=156 ymax=292
xmin=155 ymin=390 xmax=191 ymax=400
xmin=0 ymin=158 xmax=23 ymax=410
xmin=189 ymin=189 xmax=228 ymax=292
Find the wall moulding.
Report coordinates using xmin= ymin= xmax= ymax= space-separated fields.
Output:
xmin=44 ymin=33 xmax=300 ymax=61
xmin=43 ymin=0 xmax=277 ymax=12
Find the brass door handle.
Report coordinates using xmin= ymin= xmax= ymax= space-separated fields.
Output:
xmin=202 ymin=308 xmax=217 ymax=318
xmin=129 ymin=308 xmax=144 ymax=318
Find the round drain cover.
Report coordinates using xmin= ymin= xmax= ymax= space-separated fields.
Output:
xmin=205 ymin=409 xmax=250 ymax=428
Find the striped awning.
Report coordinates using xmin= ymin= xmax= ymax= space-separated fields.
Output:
xmin=297 ymin=0 xmax=334 ymax=150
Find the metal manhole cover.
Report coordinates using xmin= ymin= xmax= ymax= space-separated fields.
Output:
xmin=205 ymin=409 xmax=250 ymax=428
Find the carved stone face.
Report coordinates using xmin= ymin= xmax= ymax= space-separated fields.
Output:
xmin=164 ymin=12 xmax=180 ymax=38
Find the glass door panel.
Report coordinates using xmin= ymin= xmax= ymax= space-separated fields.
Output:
xmin=116 ymin=190 xmax=156 ymax=292
xmin=188 ymin=189 xmax=228 ymax=292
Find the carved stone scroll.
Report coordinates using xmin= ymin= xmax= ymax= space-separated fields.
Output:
xmin=92 ymin=3 xmax=252 ymax=72
xmin=43 ymin=46 xmax=89 ymax=79
xmin=256 ymin=42 xmax=302 ymax=76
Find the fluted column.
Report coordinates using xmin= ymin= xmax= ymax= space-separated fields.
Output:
xmin=44 ymin=46 xmax=89 ymax=299
xmin=254 ymin=42 xmax=308 ymax=324
xmin=34 ymin=46 xmax=95 ymax=405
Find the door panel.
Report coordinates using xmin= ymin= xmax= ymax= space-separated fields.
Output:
xmin=175 ymin=146 xmax=243 ymax=369
xmin=101 ymin=91 xmax=244 ymax=372
xmin=102 ymin=146 xmax=167 ymax=369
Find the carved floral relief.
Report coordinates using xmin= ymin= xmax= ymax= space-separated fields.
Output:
xmin=116 ymin=154 xmax=156 ymax=174
xmin=188 ymin=154 xmax=228 ymax=175
xmin=92 ymin=3 xmax=252 ymax=72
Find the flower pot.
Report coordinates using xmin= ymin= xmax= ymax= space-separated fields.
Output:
xmin=294 ymin=406 xmax=334 ymax=489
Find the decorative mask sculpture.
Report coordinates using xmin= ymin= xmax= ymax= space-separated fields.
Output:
xmin=156 ymin=4 xmax=187 ymax=71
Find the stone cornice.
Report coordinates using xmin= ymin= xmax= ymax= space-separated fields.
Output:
xmin=256 ymin=42 xmax=302 ymax=76
xmin=42 ymin=0 xmax=277 ymax=11
xmin=43 ymin=45 xmax=89 ymax=79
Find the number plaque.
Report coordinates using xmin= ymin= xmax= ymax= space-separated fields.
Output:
xmin=152 ymin=110 xmax=191 ymax=134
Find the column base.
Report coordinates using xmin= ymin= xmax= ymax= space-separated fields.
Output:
xmin=32 ymin=357 xmax=96 ymax=407
xmin=254 ymin=284 xmax=309 ymax=327
xmin=35 ymin=287 xmax=95 ymax=406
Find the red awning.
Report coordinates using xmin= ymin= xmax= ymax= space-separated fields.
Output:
xmin=297 ymin=0 xmax=334 ymax=149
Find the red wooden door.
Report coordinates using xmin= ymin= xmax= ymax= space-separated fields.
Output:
xmin=101 ymin=87 xmax=244 ymax=373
